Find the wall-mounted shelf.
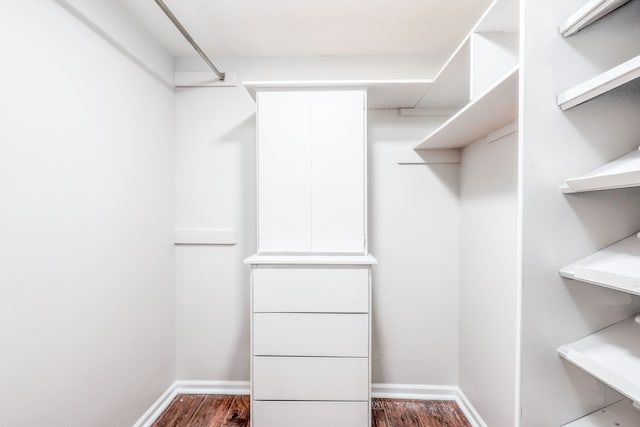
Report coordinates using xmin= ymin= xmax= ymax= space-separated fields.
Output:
xmin=560 ymin=234 xmax=640 ymax=295
xmin=415 ymin=65 xmax=519 ymax=150
xmin=562 ymin=399 xmax=640 ymax=427
xmin=174 ymin=228 xmax=238 ymax=245
xmin=243 ymin=80 xmax=433 ymax=110
xmin=559 ymin=0 xmax=633 ymax=37
xmin=562 ymin=147 xmax=640 ymax=193
xmin=557 ymin=55 xmax=640 ymax=110
xmin=557 ymin=315 xmax=640 ymax=405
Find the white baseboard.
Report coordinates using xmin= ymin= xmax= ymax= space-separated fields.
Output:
xmin=175 ymin=380 xmax=250 ymax=395
xmin=372 ymin=383 xmax=488 ymax=427
xmin=134 ymin=381 xmax=485 ymax=427
xmin=132 ymin=380 xmax=250 ymax=427
xmin=132 ymin=383 xmax=178 ymax=427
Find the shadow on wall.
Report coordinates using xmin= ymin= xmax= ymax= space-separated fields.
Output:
xmin=218 ymin=112 xmax=256 ymax=379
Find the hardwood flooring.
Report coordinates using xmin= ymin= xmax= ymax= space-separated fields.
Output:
xmin=152 ymin=395 xmax=471 ymax=427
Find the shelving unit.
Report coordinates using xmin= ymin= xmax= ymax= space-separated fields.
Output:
xmin=562 ymin=147 xmax=640 ymax=193
xmin=243 ymin=79 xmax=433 ymax=110
xmin=559 ymin=0 xmax=633 ymax=37
xmin=562 ymin=399 xmax=640 ymax=427
xmin=557 ymin=316 xmax=640 ymax=405
xmin=415 ymin=66 xmax=519 ymax=149
xmin=560 ymin=234 xmax=640 ymax=295
xmin=557 ymin=55 xmax=640 ymax=110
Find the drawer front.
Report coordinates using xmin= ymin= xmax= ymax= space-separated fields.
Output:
xmin=252 ymin=401 xmax=369 ymax=427
xmin=252 ymin=268 xmax=369 ymax=313
xmin=253 ymin=313 xmax=368 ymax=357
xmin=253 ymin=357 xmax=368 ymax=401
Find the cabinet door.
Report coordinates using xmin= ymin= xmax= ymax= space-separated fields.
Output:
xmin=311 ymin=91 xmax=366 ymax=253
xmin=257 ymin=91 xmax=312 ymax=253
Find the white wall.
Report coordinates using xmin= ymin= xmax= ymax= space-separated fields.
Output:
xmin=520 ymin=0 xmax=640 ymax=425
xmin=458 ymin=134 xmax=518 ymax=427
xmin=175 ymin=86 xmax=256 ymax=380
xmin=368 ymin=111 xmax=460 ymax=385
xmin=0 ymin=1 xmax=175 ymax=426
xmin=174 ymin=88 xmax=461 ymax=385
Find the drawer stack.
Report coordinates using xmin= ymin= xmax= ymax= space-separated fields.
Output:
xmin=250 ymin=267 xmax=371 ymax=427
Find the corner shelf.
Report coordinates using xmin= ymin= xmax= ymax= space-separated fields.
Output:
xmin=415 ymin=65 xmax=519 ymax=150
xmin=557 ymin=55 xmax=640 ymax=110
xmin=562 ymin=399 xmax=640 ymax=427
xmin=559 ymin=0 xmax=633 ymax=37
xmin=557 ymin=315 xmax=640 ymax=405
xmin=562 ymin=147 xmax=640 ymax=193
xmin=560 ymin=234 xmax=640 ymax=295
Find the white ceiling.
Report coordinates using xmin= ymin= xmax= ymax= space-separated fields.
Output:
xmin=122 ymin=0 xmax=495 ymax=58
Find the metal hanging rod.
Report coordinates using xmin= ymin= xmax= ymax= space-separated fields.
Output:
xmin=154 ymin=0 xmax=225 ymax=81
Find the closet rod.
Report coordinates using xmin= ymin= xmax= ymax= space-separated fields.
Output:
xmin=154 ymin=0 xmax=225 ymax=81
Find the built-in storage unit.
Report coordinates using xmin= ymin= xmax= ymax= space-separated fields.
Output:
xmin=246 ymin=88 xmax=375 ymax=427
xmin=415 ymin=0 xmax=519 ymax=151
xmin=520 ymin=0 xmax=640 ymax=424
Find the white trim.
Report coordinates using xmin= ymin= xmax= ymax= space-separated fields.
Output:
xmin=175 ymin=380 xmax=251 ymax=395
xmin=132 ymin=383 xmax=178 ymax=427
xmin=371 ymin=383 xmax=488 ymax=427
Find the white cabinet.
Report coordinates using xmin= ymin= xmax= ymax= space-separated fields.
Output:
xmin=249 ymin=265 xmax=372 ymax=427
xmin=248 ymin=88 xmax=374 ymax=427
xmin=256 ymin=90 xmax=367 ymax=254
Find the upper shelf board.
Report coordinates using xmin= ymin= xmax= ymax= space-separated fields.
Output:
xmin=562 ymin=147 xmax=640 ymax=193
xmin=244 ymin=254 xmax=378 ymax=265
xmin=562 ymin=399 xmax=640 ymax=427
xmin=243 ymin=80 xmax=433 ymax=110
xmin=559 ymin=0 xmax=633 ymax=37
xmin=560 ymin=234 xmax=640 ymax=296
xmin=557 ymin=55 xmax=640 ymax=110
xmin=558 ymin=315 xmax=640 ymax=405
xmin=415 ymin=65 xmax=519 ymax=150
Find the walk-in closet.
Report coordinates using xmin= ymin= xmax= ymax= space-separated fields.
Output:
xmin=2 ymin=0 xmax=640 ymax=426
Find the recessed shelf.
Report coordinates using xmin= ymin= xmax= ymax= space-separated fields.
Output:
xmin=415 ymin=65 xmax=519 ymax=150
xmin=557 ymin=55 xmax=640 ymax=110
xmin=560 ymin=234 xmax=640 ymax=296
xmin=562 ymin=399 xmax=640 ymax=427
xmin=562 ymin=147 xmax=640 ymax=193
xmin=557 ymin=315 xmax=640 ymax=405
xmin=559 ymin=0 xmax=633 ymax=37
xmin=243 ymin=80 xmax=433 ymax=110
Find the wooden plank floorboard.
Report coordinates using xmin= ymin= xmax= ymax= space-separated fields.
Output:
xmin=381 ymin=399 xmax=425 ymax=427
xmin=152 ymin=394 xmax=205 ymax=427
xmin=152 ymin=395 xmax=473 ymax=427
xmin=220 ymin=396 xmax=250 ymax=427
xmin=189 ymin=395 xmax=235 ymax=427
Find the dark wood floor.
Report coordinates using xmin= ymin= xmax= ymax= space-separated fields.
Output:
xmin=152 ymin=395 xmax=471 ymax=427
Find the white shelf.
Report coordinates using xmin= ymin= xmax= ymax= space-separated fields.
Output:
xmin=243 ymin=79 xmax=433 ymax=110
xmin=562 ymin=147 xmax=640 ymax=193
xmin=559 ymin=0 xmax=633 ymax=37
xmin=557 ymin=315 xmax=640 ymax=404
xmin=244 ymin=254 xmax=378 ymax=265
xmin=560 ymin=234 xmax=640 ymax=295
xmin=562 ymin=399 xmax=640 ymax=427
xmin=415 ymin=65 xmax=519 ymax=150
xmin=557 ymin=55 xmax=640 ymax=110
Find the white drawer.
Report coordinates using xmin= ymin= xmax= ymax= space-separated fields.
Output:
xmin=252 ymin=268 xmax=369 ymax=313
xmin=252 ymin=401 xmax=369 ymax=427
xmin=253 ymin=313 xmax=368 ymax=357
xmin=253 ymin=356 xmax=368 ymax=401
